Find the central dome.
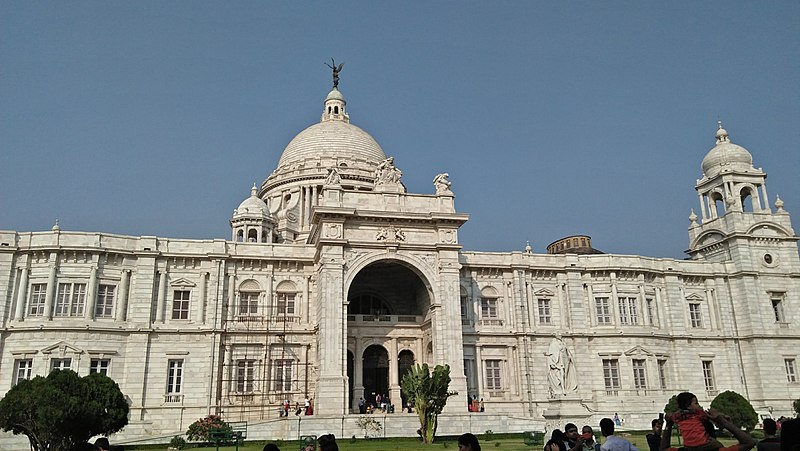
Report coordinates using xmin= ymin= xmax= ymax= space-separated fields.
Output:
xmin=277 ymin=120 xmax=386 ymax=168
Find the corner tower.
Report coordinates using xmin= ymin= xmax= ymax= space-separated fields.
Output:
xmin=688 ymin=123 xmax=798 ymax=264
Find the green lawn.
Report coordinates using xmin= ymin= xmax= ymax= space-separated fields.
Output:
xmin=140 ymin=432 xmax=746 ymax=451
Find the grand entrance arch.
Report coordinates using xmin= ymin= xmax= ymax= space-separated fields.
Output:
xmin=346 ymin=259 xmax=432 ymax=412
xmin=362 ymin=345 xmax=389 ymax=406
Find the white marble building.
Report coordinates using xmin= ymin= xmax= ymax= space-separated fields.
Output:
xmin=1 ymin=77 xmax=798 ymax=444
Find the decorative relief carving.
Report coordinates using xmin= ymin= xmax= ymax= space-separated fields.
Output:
xmin=325 ymin=223 xmax=343 ymax=239
xmin=376 ymin=224 xmax=405 ymax=242
xmin=439 ymin=229 xmax=456 ymax=244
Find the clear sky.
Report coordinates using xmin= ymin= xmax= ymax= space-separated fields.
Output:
xmin=1 ymin=1 xmax=798 ymax=259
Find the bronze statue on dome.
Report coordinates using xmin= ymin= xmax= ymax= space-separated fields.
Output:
xmin=325 ymin=58 xmax=344 ymax=88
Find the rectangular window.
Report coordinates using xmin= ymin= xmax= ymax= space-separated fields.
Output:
xmin=55 ymin=282 xmax=86 ymax=317
xmin=603 ymin=359 xmax=621 ymax=394
xmin=239 ymin=292 xmax=259 ymax=316
xmin=95 ymin=284 xmax=115 ymax=318
xmin=276 ymin=293 xmax=296 ymax=315
xmin=632 ymin=359 xmax=647 ymax=389
xmin=657 ymin=359 xmax=668 ymax=389
xmin=537 ymin=299 xmax=552 ymax=324
xmin=595 ymin=297 xmax=611 ymax=324
xmin=480 ymin=298 xmax=498 ymax=319
xmin=13 ymin=359 xmax=33 ymax=386
xmin=90 ymin=359 xmax=110 ymax=376
xmin=171 ymin=290 xmax=190 ymax=320
xmin=50 ymin=358 xmax=72 ymax=372
xmin=28 ymin=283 xmax=47 ymax=316
xmin=689 ymin=303 xmax=703 ymax=328
xmin=645 ymin=298 xmax=655 ymax=326
xmin=167 ymin=359 xmax=184 ymax=394
xmin=618 ymin=297 xmax=638 ymax=325
xmin=236 ymin=360 xmax=256 ymax=393
xmin=274 ymin=359 xmax=293 ymax=392
xmin=786 ymin=359 xmax=797 ymax=383
xmin=702 ymin=360 xmax=715 ymax=392
xmin=771 ymin=294 xmax=785 ymax=322
xmin=485 ymin=359 xmax=502 ymax=391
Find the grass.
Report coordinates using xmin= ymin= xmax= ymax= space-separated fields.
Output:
xmin=132 ymin=431 xmax=747 ymax=451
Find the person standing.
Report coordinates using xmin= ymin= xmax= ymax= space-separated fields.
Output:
xmin=599 ymin=418 xmax=639 ymax=451
xmin=646 ymin=419 xmax=663 ymax=451
xmin=756 ymin=418 xmax=780 ymax=451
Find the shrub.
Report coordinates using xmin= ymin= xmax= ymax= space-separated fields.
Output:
xmin=169 ymin=436 xmax=187 ymax=450
xmin=794 ymin=397 xmax=800 ymax=417
xmin=710 ymin=390 xmax=758 ymax=431
xmin=186 ymin=414 xmax=231 ymax=442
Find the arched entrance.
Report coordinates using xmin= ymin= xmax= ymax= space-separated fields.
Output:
xmin=347 ymin=259 xmax=433 ymax=412
xmin=398 ymin=349 xmax=415 ymax=409
xmin=362 ymin=345 xmax=389 ymax=407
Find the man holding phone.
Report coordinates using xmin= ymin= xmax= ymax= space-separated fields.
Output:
xmin=568 ymin=425 xmax=600 ymax=451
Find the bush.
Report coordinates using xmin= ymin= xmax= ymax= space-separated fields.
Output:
xmin=794 ymin=397 xmax=800 ymax=417
xmin=710 ymin=390 xmax=758 ymax=431
xmin=169 ymin=436 xmax=187 ymax=450
xmin=186 ymin=414 xmax=231 ymax=442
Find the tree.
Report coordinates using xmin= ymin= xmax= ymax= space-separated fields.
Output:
xmin=710 ymin=390 xmax=758 ymax=431
xmin=0 ymin=369 xmax=129 ymax=451
xmin=664 ymin=395 xmax=679 ymax=415
xmin=400 ymin=363 xmax=456 ymax=444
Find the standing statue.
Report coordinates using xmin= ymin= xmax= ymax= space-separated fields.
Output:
xmin=546 ymin=334 xmax=578 ymax=397
xmin=433 ymin=173 xmax=453 ymax=195
xmin=325 ymin=58 xmax=344 ymax=88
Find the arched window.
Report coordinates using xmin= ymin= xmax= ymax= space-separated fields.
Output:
xmin=275 ymin=280 xmax=298 ymax=316
xmin=480 ymin=286 xmax=500 ymax=322
xmin=238 ymin=279 xmax=261 ymax=318
xmin=248 ymin=229 xmax=258 ymax=242
xmin=740 ymin=186 xmax=755 ymax=212
xmin=236 ymin=230 xmax=244 ymax=242
xmin=334 ymin=106 xmax=339 ymax=114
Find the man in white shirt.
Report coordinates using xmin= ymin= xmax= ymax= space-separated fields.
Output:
xmin=599 ymin=418 xmax=639 ymax=451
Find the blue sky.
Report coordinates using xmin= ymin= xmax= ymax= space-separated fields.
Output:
xmin=1 ymin=1 xmax=798 ymax=259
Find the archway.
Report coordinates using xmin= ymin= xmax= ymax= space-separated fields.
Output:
xmin=398 ymin=350 xmax=415 ymax=409
xmin=362 ymin=345 xmax=389 ymax=408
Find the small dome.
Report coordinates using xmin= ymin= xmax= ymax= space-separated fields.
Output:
xmin=701 ymin=123 xmax=754 ymax=178
xmin=277 ymin=120 xmax=386 ymax=168
xmin=234 ymin=185 xmax=270 ymax=218
xmin=325 ymin=88 xmax=345 ymax=102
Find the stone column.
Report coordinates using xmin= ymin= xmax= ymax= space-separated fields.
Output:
xmin=156 ymin=270 xmax=167 ymax=323
xmin=761 ymin=184 xmax=771 ymax=212
xmin=225 ymin=345 xmax=233 ymax=395
xmin=85 ymin=263 xmax=98 ymax=320
xmin=116 ymin=269 xmax=130 ymax=322
xmin=353 ymin=339 xmax=364 ymax=412
xmin=14 ymin=266 xmax=29 ymax=321
xmin=610 ymin=273 xmax=620 ymax=324
xmin=389 ymin=338 xmax=401 ymax=408
xmin=195 ymin=272 xmax=207 ymax=324
xmin=315 ymin=246 xmax=347 ymax=415
xmin=475 ymin=344 xmax=484 ymax=398
xmin=227 ymin=272 xmax=236 ymax=323
xmin=44 ymin=252 xmax=58 ymax=320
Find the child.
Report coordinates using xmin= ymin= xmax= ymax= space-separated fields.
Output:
xmin=668 ymin=392 xmax=723 ymax=451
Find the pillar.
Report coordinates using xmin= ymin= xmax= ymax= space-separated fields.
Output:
xmin=85 ymin=264 xmax=98 ymax=320
xmin=116 ymin=269 xmax=130 ymax=322
xmin=43 ymin=252 xmax=58 ymax=320
xmin=156 ymin=270 xmax=167 ymax=323
xmin=14 ymin=266 xmax=29 ymax=321
xmin=389 ymin=338 xmax=401 ymax=408
xmin=195 ymin=272 xmax=207 ymax=324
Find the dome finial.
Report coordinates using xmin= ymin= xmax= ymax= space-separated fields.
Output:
xmin=524 ymin=241 xmax=532 ymax=254
xmin=324 ymin=58 xmax=344 ymax=89
xmin=715 ymin=120 xmax=730 ymax=144
xmin=251 ymin=183 xmax=258 ymax=197
xmin=52 ymin=218 xmax=61 ymax=232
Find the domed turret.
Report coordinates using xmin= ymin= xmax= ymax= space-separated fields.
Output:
xmin=701 ymin=122 xmax=755 ymax=178
xmin=231 ymin=184 xmax=275 ymax=243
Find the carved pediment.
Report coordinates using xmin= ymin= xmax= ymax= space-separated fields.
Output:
xmin=41 ymin=341 xmax=84 ymax=356
xmin=170 ymin=277 xmax=196 ymax=287
xmin=533 ymin=288 xmax=555 ymax=297
xmin=624 ymin=345 xmax=653 ymax=357
xmin=685 ymin=292 xmax=705 ymax=301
